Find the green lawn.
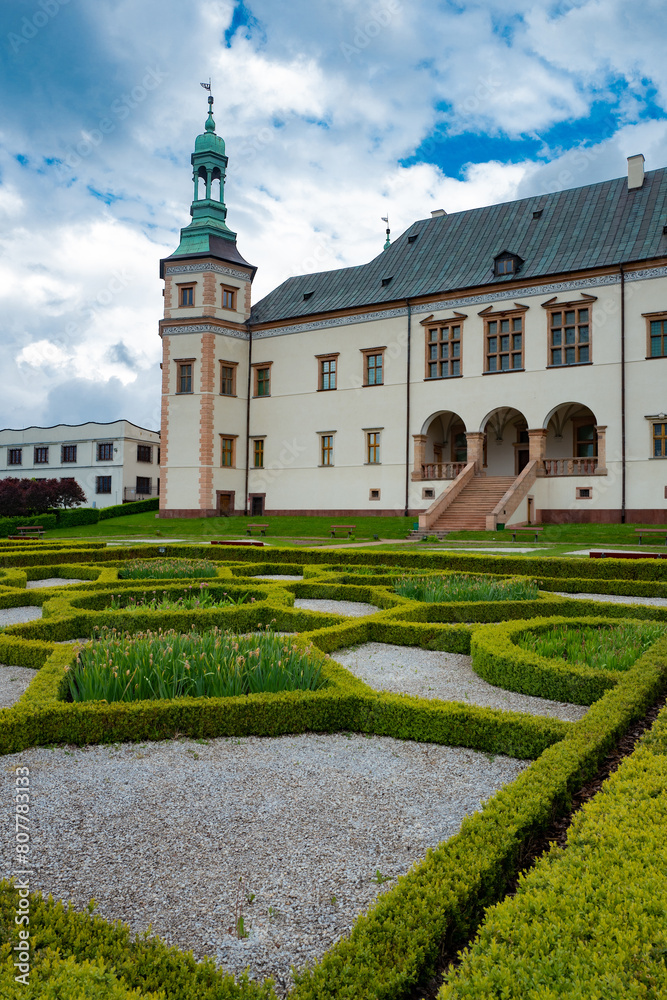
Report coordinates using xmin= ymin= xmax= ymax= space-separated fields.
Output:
xmin=40 ymin=511 xmax=667 ymax=555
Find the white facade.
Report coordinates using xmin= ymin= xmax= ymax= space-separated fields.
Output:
xmin=159 ymin=137 xmax=667 ymax=525
xmin=0 ymin=420 xmax=160 ymax=509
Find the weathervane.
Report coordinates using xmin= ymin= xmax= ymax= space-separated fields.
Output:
xmin=381 ymin=215 xmax=391 ymax=251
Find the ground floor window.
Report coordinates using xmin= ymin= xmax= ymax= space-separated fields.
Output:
xmin=96 ymin=476 xmax=112 ymax=494
xmin=366 ymin=431 xmax=381 ymax=464
xmin=253 ymin=439 xmax=264 ymax=468
xmin=653 ymin=422 xmax=667 ymax=457
xmin=321 ymin=434 xmax=333 ymax=466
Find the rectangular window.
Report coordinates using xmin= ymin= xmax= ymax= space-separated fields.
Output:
xmin=221 ymin=436 xmax=236 ymax=467
xmin=321 ymin=434 xmax=333 ymax=466
xmin=254 ymin=365 xmax=271 ymax=397
xmin=319 ymin=356 xmax=337 ymax=390
xmin=549 ymin=306 xmax=590 ymax=366
xmin=365 ymin=352 xmax=384 ymax=385
xmin=96 ymin=476 xmax=112 ymax=494
xmin=574 ymin=422 xmax=597 ymax=459
xmin=179 ymin=285 xmax=194 ymax=307
xmin=367 ymin=431 xmax=381 ymax=464
xmin=649 ymin=317 xmax=667 ymax=357
xmin=426 ymin=322 xmax=462 ymax=378
xmin=177 ymin=362 xmax=193 ymax=394
xmin=137 ymin=445 xmax=152 ymax=463
xmin=61 ymin=445 xmax=77 ymax=463
xmin=136 ymin=476 xmax=151 ymax=494
xmin=221 ymin=286 xmax=237 ymax=310
xmin=220 ymin=362 xmax=237 ymax=396
xmin=97 ymin=442 xmax=113 ymax=461
xmin=653 ymin=422 xmax=667 ymax=458
xmin=34 ymin=447 xmax=49 ymax=464
xmin=8 ymin=448 xmax=22 ymax=466
xmin=253 ymin=439 xmax=264 ymax=468
xmin=485 ymin=313 xmax=524 ymax=372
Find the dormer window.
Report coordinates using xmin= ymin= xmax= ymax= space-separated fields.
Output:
xmin=381 ymin=276 xmax=393 ymax=287
xmin=493 ymin=252 xmax=523 ymax=278
xmin=407 ymin=234 xmax=418 ymax=244
xmin=303 ymin=291 xmax=314 ymax=301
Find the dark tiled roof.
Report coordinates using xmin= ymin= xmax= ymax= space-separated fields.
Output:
xmin=250 ymin=168 xmax=667 ymax=326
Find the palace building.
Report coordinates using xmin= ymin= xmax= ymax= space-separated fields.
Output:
xmin=158 ymin=98 xmax=667 ymax=528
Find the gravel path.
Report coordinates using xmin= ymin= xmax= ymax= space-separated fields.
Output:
xmin=334 ymin=642 xmax=588 ymax=722
xmin=26 ymin=578 xmax=85 ymax=589
xmin=0 ymin=734 xmax=528 ymax=994
xmin=553 ymin=591 xmax=667 ymax=607
xmin=0 ymin=606 xmax=43 ymax=627
xmin=293 ymin=598 xmax=380 ymax=616
xmin=0 ymin=664 xmax=38 ymax=707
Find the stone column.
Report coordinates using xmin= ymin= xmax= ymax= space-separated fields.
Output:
xmin=412 ymin=434 xmax=427 ymax=481
xmin=466 ymin=432 xmax=485 ymax=472
xmin=595 ymin=425 xmax=607 ymax=474
xmin=528 ymin=428 xmax=547 ymax=474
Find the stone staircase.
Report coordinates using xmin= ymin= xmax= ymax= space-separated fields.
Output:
xmin=414 ymin=476 xmax=516 ymax=536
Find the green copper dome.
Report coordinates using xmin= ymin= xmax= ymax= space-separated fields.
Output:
xmin=194 ymin=130 xmax=225 ymax=154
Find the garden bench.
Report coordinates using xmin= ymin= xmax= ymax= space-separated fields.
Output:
xmin=330 ymin=525 xmax=356 ymax=538
xmin=635 ymin=528 xmax=667 ymax=545
xmin=246 ymin=523 xmax=269 ymax=536
xmin=510 ymin=526 xmax=543 ymax=543
xmin=211 ymin=539 xmax=264 ymax=547
xmin=12 ymin=526 xmax=44 ymax=539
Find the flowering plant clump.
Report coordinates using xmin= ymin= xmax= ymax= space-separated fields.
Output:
xmin=517 ymin=622 xmax=667 ymax=672
xmin=108 ymin=584 xmax=253 ymax=611
xmin=66 ymin=625 xmax=324 ymax=702
xmin=393 ymin=573 xmax=539 ymax=603
xmin=117 ymin=558 xmax=219 ymax=580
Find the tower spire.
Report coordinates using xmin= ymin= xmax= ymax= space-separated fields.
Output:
xmin=382 ymin=215 xmax=391 ymax=251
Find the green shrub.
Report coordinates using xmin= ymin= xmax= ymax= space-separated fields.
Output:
xmin=439 ymin=745 xmax=667 ymax=999
xmin=54 ymin=508 xmax=100 ymax=528
xmin=108 ymin=585 xmax=252 ymax=611
xmin=117 ymin=558 xmax=219 ymax=580
xmin=0 ymin=514 xmax=58 ymax=536
xmin=394 ymin=573 xmax=539 ymax=603
xmin=67 ymin=627 xmax=325 ymax=702
xmin=98 ymin=497 xmax=159 ymax=520
xmin=0 ymin=950 xmax=165 ymax=999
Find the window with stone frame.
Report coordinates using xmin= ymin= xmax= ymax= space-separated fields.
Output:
xmin=548 ymin=304 xmax=591 ymax=365
xmin=221 ymin=286 xmax=237 ymax=311
xmin=253 ymin=438 xmax=264 ymax=468
xmin=320 ymin=434 xmax=334 ymax=466
xmin=220 ymin=361 xmax=237 ymax=396
xmin=176 ymin=361 xmax=194 ymax=394
xmin=179 ymin=285 xmax=195 ymax=307
xmin=366 ymin=431 xmax=381 ymax=464
xmin=425 ymin=317 xmax=465 ymax=378
xmin=482 ymin=307 xmax=526 ymax=372
xmin=252 ymin=363 xmax=271 ymax=397
xmin=653 ymin=421 xmax=667 ymax=457
xmin=220 ymin=435 xmax=236 ymax=467
xmin=317 ymin=354 xmax=338 ymax=391
xmin=362 ymin=348 xmax=385 ymax=386
xmin=644 ymin=312 xmax=667 ymax=358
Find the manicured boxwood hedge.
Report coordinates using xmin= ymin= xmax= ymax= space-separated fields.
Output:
xmin=2 ymin=541 xmax=667 ymax=999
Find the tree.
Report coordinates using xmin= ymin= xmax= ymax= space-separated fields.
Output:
xmin=0 ymin=477 xmax=86 ymax=517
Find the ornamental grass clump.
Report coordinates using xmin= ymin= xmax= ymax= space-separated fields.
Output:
xmin=394 ymin=573 xmax=539 ymax=603
xmin=108 ymin=584 xmax=251 ymax=611
xmin=117 ymin=558 xmax=218 ymax=580
xmin=517 ymin=622 xmax=667 ymax=672
xmin=66 ymin=626 xmax=324 ymax=702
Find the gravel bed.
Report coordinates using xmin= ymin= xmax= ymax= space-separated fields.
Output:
xmin=334 ymin=642 xmax=588 ymax=722
xmin=0 ymin=606 xmax=42 ymax=627
xmin=293 ymin=598 xmax=380 ymax=616
xmin=0 ymin=664 xmax=38 ymax=707
xmin=553 ymin=591 xmax=667 ymax=607
xmin=255 ymin=574 xmax=303 ymax=581
xmin=0 ymin=734 xmax=528 ymax=993
xmin=26 ymin=578 xmax=85 ymax=589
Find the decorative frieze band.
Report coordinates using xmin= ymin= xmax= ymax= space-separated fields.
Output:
xmin=166 ymin=262 xmax=251 ymax=282
xmin=162 ymin=324 xmax=249 ymax=341
xmin=252 ymin=266 xmax=667 ymax=339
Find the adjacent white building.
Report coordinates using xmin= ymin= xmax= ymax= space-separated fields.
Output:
xmin=158 ymin=101 xmax=667 ymax=528
xmin=0 ymin=420 xmax=160 ymax=509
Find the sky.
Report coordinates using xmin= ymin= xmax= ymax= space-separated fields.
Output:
xmin=1 ymin=0 xmax=667 ymax=432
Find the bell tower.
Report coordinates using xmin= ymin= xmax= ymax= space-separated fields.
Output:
xmin=158 ymin=92 xmax=255 ymax=518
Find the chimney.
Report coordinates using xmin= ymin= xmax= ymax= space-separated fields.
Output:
xmin=627 ymin=154 xmax=645 ymax=190
xmin=431 ymin=208 xmax=447 ymax=218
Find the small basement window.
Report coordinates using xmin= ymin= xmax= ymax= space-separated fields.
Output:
xmin=369 ymin=488 xmax=381 ymax=500
xmin=576 ymin=487 xmax=593 ymax=500
xmin=422 ymin=487 xmax=435 ymax=500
